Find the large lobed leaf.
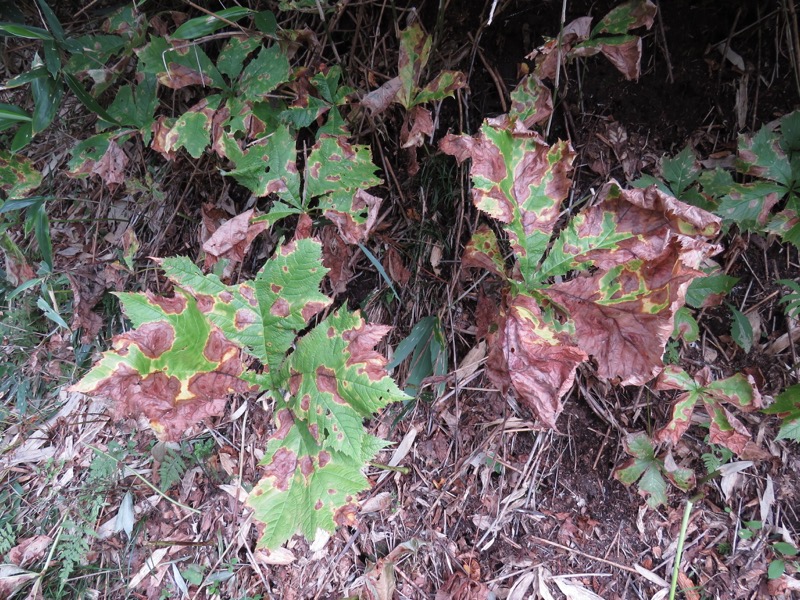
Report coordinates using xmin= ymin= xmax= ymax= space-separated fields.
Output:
xmin=71 ymin=289 xmax=252 ymax=441
xmin=160 ymin=238 xmax=331 ymax=378
xmin=75 ymin=238 xmax=408 ymax=547
xmin=249 ymin=308 xmax=407 ymax=548
xmin=441 ymin=119 xmax=574 ymax=287
xmin=248 ymin=408 xmax=385 ymax=549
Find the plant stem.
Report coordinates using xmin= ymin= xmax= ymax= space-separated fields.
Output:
xmin=669 ymin=496 xmax=695 ymax=600
xmin=369 ymin=461 xmax=410 ymax=474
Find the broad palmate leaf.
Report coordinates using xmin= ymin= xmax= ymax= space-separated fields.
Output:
xmin=74 ymin=238 xmax=408 ymax=548
xmin=71 ymin=288 xmax=252 ymax=441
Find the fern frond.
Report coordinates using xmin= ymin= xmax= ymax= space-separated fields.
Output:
xmin=777 ymin=279 xmax=800 ymax=318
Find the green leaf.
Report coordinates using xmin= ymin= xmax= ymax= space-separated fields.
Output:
xmin=219 ymin=125 xmax=301 ymax=203
xmin=773 ymin=542 xmax=799 ymax=557
xmin=166 ymin=95 xmax=221 ymax=159
xmin=63 ymin=72 xmax=122 ymax=127
xmin=31 ymin=200 xmax=52 ymax=268
xmin=0 ymin=151 xmax=42 ymax=198
xmin=238 ymin=45 xmax=290 ymax=100
xmin=661 ymin=146 xmax=700 ymax=197
xmin=780 ymin=110 xmax=800 ymax=152
xmin=768 ymin=560 xmax=786 ymax=580
xmin=2 ymin=66 xmax=49 ymax=89
xmin=0 ymin=23 xmax=54 ymax=40
xmin=613 ymin=432 xmax=669 ymax=508
xmin=30 ymin=66 xmax=63 ymax=134
xmin=10 ymin=122 xmax=33 ymax=151
xmin=0 ymin=103 xmax=31 ymax=123
xmin=172 ymin=7 xmax=253 ymax=40
xmin=216 ymin=35 xmax=262 ymax=79
xmin=34 ymin=0 xmax=65 ymax=42
xmin=254 ymin=11 xmax=278 ymax=36
xmin=685 ymin=274 xmax=739 ymax=309
xmin=777 ymin=279 xmax=800 ymax=317
xmin=728 ymin=304 xmax=753 ymax=353
xmin=305 ymin=134 xmax=382 ymax=205
xmin=590 ymin=0 xmax=657 ymax=36
xmin=764 ymin=384 xmax=800 ymax=442
xmin=37 ymin=296 xmax=69 ymax=329
xmin=105 ymin=73 xmax=158 ymax=133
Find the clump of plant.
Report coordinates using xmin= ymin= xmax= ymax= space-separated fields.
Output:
xmin=441 ymin=71 xmax=722 ymax=429
xmin=634 ymin=110 xmax=800 ymax=248
xmin=0 ymin=3 xmax=431 ymax=549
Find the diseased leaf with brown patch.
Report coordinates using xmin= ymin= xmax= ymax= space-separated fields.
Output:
xmin=281 ymin=310 xmax=406 ymax=457
xmin=463 ymin=225 xmax=506 ymax=277
xmin=508 ymin=75 xmax=552 ymax=128
xmin=450 ymin=110 xmax=720 ymax=428
xmin=202 ymin=208 xmax=268 ymax=268
xmin=248 ymin=409 xmax=385 ymax=549
xmin=655 ymin=366 xmax=762 ymax=455
xmin=543 ymin=242 xmax=699 ymax=386
xmin=441 ymin=119 xmax=575 ymax=285
xmin=493 ymin=294 xmax=587 ymax=429
xmin=248 ymin=309 xmax=407 ymax=548
xmin=71 ymin=289 xmax=252 ymax=441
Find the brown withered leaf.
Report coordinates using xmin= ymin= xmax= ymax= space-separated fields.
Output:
xmin=383 ymin=247 xmax=411 ymax=286
xmin=69 ymin=139 xmax=128 ymax=188
xmin=401 ymin=105 xmax=434 ymax=149
xmin=151 ymin=116 xmax=178 ymax=161
xmin=320 ymin=225 xmax=354 ymax=294
xmin=495 ymin=294 xmax=587 ymax=429
xmin=203 ymin=209 xmax=268 ymax=268
xmin=360 ymin=76 xmax=402 ymax=115
xmin=67 ymin=265 xmax=108 ymax=341
xmin=7 ymin=536 xmax=53 ymax=568
xmin=158 ymin=62 xmax=213 ymax=89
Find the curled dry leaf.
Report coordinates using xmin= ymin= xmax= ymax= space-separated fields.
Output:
xmin=383 ymin=246 xmax=411 ymax=286
xmin=7 ymin=535 xmax=53 ymax=568
xmin=202 ymin=208 xmax=268 ymax=268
